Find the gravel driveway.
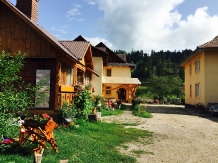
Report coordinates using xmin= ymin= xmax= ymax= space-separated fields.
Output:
xmin=102 ymin=104 xmax=218 ymax=163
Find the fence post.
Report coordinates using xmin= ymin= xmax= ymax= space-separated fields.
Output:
xmin=33 ymin=148 xmax=44 ymax=163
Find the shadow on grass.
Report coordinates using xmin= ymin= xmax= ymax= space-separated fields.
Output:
xmin=0 ymin=143 xmax=32 ymax=156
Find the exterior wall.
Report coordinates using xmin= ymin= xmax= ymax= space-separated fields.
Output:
xmin=184 ymin=51 xmax=205 ymax=106
xmin=204 ymin=50 xmax=218 ymax=106
xmin=103 ymin=66 xmax=131 ymax=77
xmin=102 ymin=84 xmax=122 ymax=99
xmin=101 ymin=65 xmax=132 ymax=101
xmin=0 ymin=2 xmax=56 ymax=58
xmin=0 ymin=2 xmax=77 ymax=114
xmin=20 ymin=58 xmax=58 ymax=111
xmin=92 ymin=57 xmax=103 ymax=95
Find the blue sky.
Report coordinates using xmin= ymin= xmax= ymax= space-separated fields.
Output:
xmin=9 ymin=0 xmax=218 ymax=53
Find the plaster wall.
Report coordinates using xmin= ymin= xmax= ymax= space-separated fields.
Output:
xmin=184 ymin=52 xmax=205 ymax=106
xmin=204 ymin=50 xmax=218 ymax=106
xmin=103 ymin=66 xmax=131 ymax=77
xmin=92 ymin=57 xmax=103 ymax=95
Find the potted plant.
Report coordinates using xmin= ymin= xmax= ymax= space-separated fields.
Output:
xmin=59 ymin=102 xmax=77 ymax=125
xmin=93 ymin=95 xmax=103 ymax=112
xmin=23 ymin=113 xmax=52 ymax=130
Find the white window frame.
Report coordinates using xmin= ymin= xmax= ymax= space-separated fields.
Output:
xmin=195 ymin=83 xmax=200 ymax=97
xmin=195 ymin=59 xmax=200 ymax=72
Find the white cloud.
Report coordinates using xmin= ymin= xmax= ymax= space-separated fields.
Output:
xmin=84 ymin=37 xmax=116 ymax=50
xmin=84 ymin=0 xmax=98 ymax=5
xmin=66 ymin=4 xmax=83 ymax=21
xmin=97 ymin=0 xmax=218 ymax=53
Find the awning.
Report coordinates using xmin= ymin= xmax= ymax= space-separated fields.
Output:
xmin=102 ymin=76 xmax=141 ymax=84
xmin=86 ymin=66 xmax=99 ymax=77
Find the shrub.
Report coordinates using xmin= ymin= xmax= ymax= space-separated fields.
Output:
xmin=58 ymin=102 xmax=77 ymax=123
xmin=0 ymin=51 xmax=46 ymax=141
xmin=92 ymin=95 xmax=107 ymax=111
xmin=132 ymin=97 xmax=142 ymax=108
xmin=132 ymin=104 xmax=152 ymax=118
xmin=72 ymin=83 xmax=94 ymax=120
xmin=170 ymin=97 xmax=177 ymax=104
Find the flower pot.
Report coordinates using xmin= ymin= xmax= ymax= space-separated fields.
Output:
xmin=24 ymin=119 xmax=47 ymax=130
xmin=88 ymin=114 xmax=97 ymax=122
xmin=69 ymin=121 xmax=75 ymax=126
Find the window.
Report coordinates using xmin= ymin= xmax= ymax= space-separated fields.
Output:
xmin=190 ymin=85 xmax=192 ymax=97
xmin=61 ymin=65 xmax=65 ymax=85
xmin=61 ymin=65 xmax=74 ymax=85
xmin=66 ymin=66 xmax=71 ymax=86
xmin=195 ymin=83 xmax=200 ymax=97
xmin=190 ymin=63 xmax=192 ymax=75
xmin=71 ymin=67 xmax=74 ymax=84
xmin=84 ymin=72 xmax=91 ymax=85
xmin=106 ymin=86 xmax=111 ymax=94
xmin=35 ymin=70 xmax=50 ymax=108
xmin=77 ymin=70 xmax=84 ymax=84
xmin=195 ymin=59 xmax=200 ymax=72
xmin=106 ymin=69 xmax=111 ymax=76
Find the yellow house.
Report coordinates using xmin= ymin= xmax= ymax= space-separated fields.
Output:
xmin=73 ymin=36 xmax=141 ymax=102
xmin=180 ymin=35 xmax=218 ymax=108
xmin=95 ymin=42 xmax=141 ymax=102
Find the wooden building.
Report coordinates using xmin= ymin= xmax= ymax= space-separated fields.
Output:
xmin=0 ymin=0 xmax=96 ymax=119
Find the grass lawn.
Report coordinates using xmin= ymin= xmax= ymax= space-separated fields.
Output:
xmin=0 ymin=120 xmax=152 ymax=163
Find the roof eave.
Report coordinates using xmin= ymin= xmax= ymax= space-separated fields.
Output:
xmin=179 ymin=47 xmax=200 ymax=67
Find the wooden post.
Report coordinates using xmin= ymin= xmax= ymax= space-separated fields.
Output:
xmin=33 ymin=148 xmax=44 ymax=163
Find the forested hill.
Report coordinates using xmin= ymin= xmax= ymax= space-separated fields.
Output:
xmin=115 ymin=49 xmax=193 ymax=81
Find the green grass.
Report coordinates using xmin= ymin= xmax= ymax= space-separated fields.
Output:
xmin=132 ymin=104 xmax=153 ymax=118
xmin=132 ymin=150 xmax=154 ymax=155
xmin=132 ymin=110 xmax=153 ymax=118
xmin=101 ymin=109 xmax=124 ymax=116
xmin=101 ymin=104 xmax=128 ymax=116
xmin=0 ymin=120 xmax=153 ymax=163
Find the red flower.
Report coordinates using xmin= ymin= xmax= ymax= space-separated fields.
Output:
xmin=42 ymin=113 xmax=51 ymax=120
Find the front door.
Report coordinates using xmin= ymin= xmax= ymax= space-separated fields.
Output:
xmin=118 ymin=88 xmax=126 ymax=101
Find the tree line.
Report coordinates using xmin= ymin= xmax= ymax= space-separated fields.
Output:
xmin=116 ymin=49 xmax=193 ymax=81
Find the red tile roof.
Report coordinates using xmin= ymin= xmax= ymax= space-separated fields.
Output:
xmin=59 ymin=41 xmax=90 ymax=60
xmin=180 ymin=35 xmax=218 ymax=67
xmin=199 ymin=35 xmax=218 ymax=48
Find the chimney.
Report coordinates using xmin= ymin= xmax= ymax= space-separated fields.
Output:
xmin=16 ymin=0 xmax=39 ymax=23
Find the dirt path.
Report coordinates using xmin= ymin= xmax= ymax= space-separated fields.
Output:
xmin=102 ymin=105 xmax=218 ymax=163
